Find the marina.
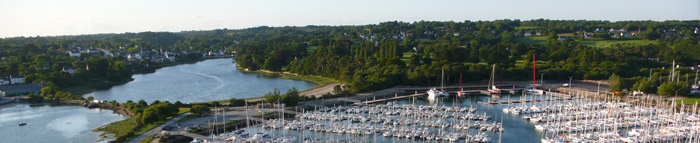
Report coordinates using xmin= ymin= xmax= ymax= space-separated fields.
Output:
xmin=186 ymin=86 xmax=700 ymax=143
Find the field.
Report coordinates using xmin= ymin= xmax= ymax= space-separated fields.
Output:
xmin=400 ymin=51 xmax=417 ymax=64
xmin=515 ymin=36 xmax=656 ymax=48
xmin=576 ymin=39 xmax=655 ymax=47
xmin=514 ymin=26 xmax=540 ymax=30
xmin=678 ymin=98 xmax=700 ymax=105
xmin=515 ymin=36 xmax=549 ymax=45
xmin=514 ymin=60 xmax=548 ymax=68
xmin=307 ymin=46 xmax=319 ymax=55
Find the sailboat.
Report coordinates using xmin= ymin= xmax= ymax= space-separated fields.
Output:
xmin=487 ymin=64 xmax=502 ymax=95
xmin=526 ymin=54 xmax=544 ymax=95
xmin=457 ymin=73 xmax=465 ymax=97
xmin=427 ymin=69 xmax=449 ymax=99
xmin=691 ymin=70 xmax=700 ymax=95
xmin=18 ymin=109 xmax=27 ymax=126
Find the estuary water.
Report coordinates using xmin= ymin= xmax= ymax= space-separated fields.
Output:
xmin=0 ymin=104 xmax=124 ymax=143
xmin=84 ymin=58 xmax=317 ymax=103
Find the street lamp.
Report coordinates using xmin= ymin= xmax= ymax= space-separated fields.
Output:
xmin=569 ymin=76 xmax=574 ymax=90
xmin=540 ymin=73 xmax=546 ymax=86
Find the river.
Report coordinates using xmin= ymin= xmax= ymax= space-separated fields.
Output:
xmin=0 ymin=103 xmax=125 ymax=143
xmin=84 ymin=58 xmax=318 ymax=103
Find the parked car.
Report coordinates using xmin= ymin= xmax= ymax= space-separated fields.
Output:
xmin=562 ymin=83 xmax=569 ymax=87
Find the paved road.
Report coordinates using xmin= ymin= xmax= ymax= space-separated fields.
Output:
xmin=173 ymin=107 xmax=280 ymax=132
xmin=129 ymin=112 xmax=192 ymax=143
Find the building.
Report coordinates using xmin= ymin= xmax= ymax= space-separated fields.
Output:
xmin=165 ymin=52 xmax=176 ymax=62
xmin=0 ymin=83 xmax=43 ymax=97
xmin=0 ymin=78 xmax=9 ymax=85
xmin=523 ymin=32 xmax=532 ymax=36
xmin=67 ymin=51 xmax=81 ymax=57
xmin=10 ymin=75 xmax=24 ymax=84
xmin=62 ymin=66 xmax=77 ymax=75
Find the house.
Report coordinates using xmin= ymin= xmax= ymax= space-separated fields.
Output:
xmin=127 ymin=54 xmax=142 ymax=60
xmin=524 ymin=32 xmax=532 ymax=37
xmin=62 ymin=66 xmax=77 ymax=75
xmin=0 ymin=83 xmax=43 ymax=97
xmin=67 ymin=51 xmax=81 ymax=57
xmin=9 ymin=75 xmax=24 ymax=84
xmin=535 ymin=31 xmax=542 ymax=36
xmin=0 ymin=78 xmax=9 ymax=85
xmin=164 ymin=52 xmax=176 ymax=62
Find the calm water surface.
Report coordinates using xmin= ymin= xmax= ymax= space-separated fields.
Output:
xmin=0 ymin=104 xmax=124 ymax=143
xmin=85 ymin=58 xmax=317 ymax=103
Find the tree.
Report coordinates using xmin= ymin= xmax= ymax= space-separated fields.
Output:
xmin=191 ymin=105 xmax=210 ymax=116
xmin=281 ymin=87 xmax=300 ymax=106
xmin=87 ymin=96 xmax=94 ymax=101
xmin=631 ymin=78 xmax=654 ymax=93
xmin=264 ymin=88 xmax=281 ymax=103
xmin=658 ymin=82 xmax=675 ymax=96
xmin=609 ymin=74 xmax=622 ymax=92
xmin=643 ymin=29 xmax=659 ymax=40
xmin=174 ymin=101 xmax=184 ymax=107
xmin=229 ymin=98 xmax=245 ymax=106
xmin=262 ymin=57 xmax=282 ymax=71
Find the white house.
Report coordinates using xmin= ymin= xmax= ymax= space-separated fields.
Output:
xmin=62 ymin=66 xmax=77 ymax=75
xmin=0 ymin=78 xmax=9 ymax=85
xmin=10 ymin=75 xmax=24 ymax=84
xmin=128 ymin=54 xmax=142 ymax=60
xmin=164 ymin=52 xmax=176 ymax=62
xmin=67 ymin=51 xmax=81 ymax=57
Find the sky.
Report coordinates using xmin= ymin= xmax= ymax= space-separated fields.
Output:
xmin=0 ymin=0 xmax=699 ymax=38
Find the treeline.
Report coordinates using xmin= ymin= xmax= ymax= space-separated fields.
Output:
xmin=233 ymin=20 xmax=700 ymax=93
xmin=2 ymin=19 xmax=700 ymax=96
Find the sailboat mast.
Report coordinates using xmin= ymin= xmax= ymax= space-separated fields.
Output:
xmin=460 ymin=73 xmax=463 ymax=91
xmin=441 ymin=69 xmax=445 ymax=91
xmin=533 ymin=53 xmax=536 ymax=89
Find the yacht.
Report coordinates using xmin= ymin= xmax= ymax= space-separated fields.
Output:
xmin=428 ymin=69 xmax=449 ymax=99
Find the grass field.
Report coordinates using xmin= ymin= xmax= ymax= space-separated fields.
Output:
xmin=515 ymin=36 xmax=656 ymax=47
xmin=97 ymin=118 xmax=140 ymax=138
xmin=307 ymin=46 xmax=319 ymax=55
xmin=400 ymin=51 xmax=417 ymax=64
xmin=515 ymin=26 xmax=540 ymax=30
xmin=514 ymin=60 xmax=548 ymax=68
xmin=515 ymin=36 xmax=549 ymax=45
xmin=577 ymin=39 xmax=655 ymax=47
xmin=678 ymin=98 xmax=700 ymax=105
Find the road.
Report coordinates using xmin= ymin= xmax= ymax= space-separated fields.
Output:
xmin=129 ymin=112 xmax=192 ymax=143
xmin=173 ymin=107 xmax=280 ymax=132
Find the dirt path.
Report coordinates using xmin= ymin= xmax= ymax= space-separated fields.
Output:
xmin=300 ymin=83 xmax=343 ymax=98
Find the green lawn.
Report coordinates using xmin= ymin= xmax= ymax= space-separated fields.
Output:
xmin=515 ymin=36 xmax=656 ymax=48
xmin=678 ymin=98 xmax=700 ymax=105
xmin=177 ymin=108 xmax=190 ymax=114
xmin=96 ymin=118 xmax=140 ymax=138
xmin=400 ymin=51 xmax=417 ymax=64
xmin=307 ymin=46 xmax=319 ymax=55
xmin=515 ymin=26 xmax=540 ymax=30
xmin=514 ymin=60 xmax=547 ymax=68
xmin=577 ymin=39 xmax=655 ymax=47
xmin=515 ymin=36 xmax=548 ymax=45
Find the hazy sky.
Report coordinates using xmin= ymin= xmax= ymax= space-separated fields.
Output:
xmin=1 ymin=0 xmax=698 ymax=38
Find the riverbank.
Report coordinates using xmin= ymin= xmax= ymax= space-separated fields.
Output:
xmin=233 ymin=68 xmax=344 ymax=101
